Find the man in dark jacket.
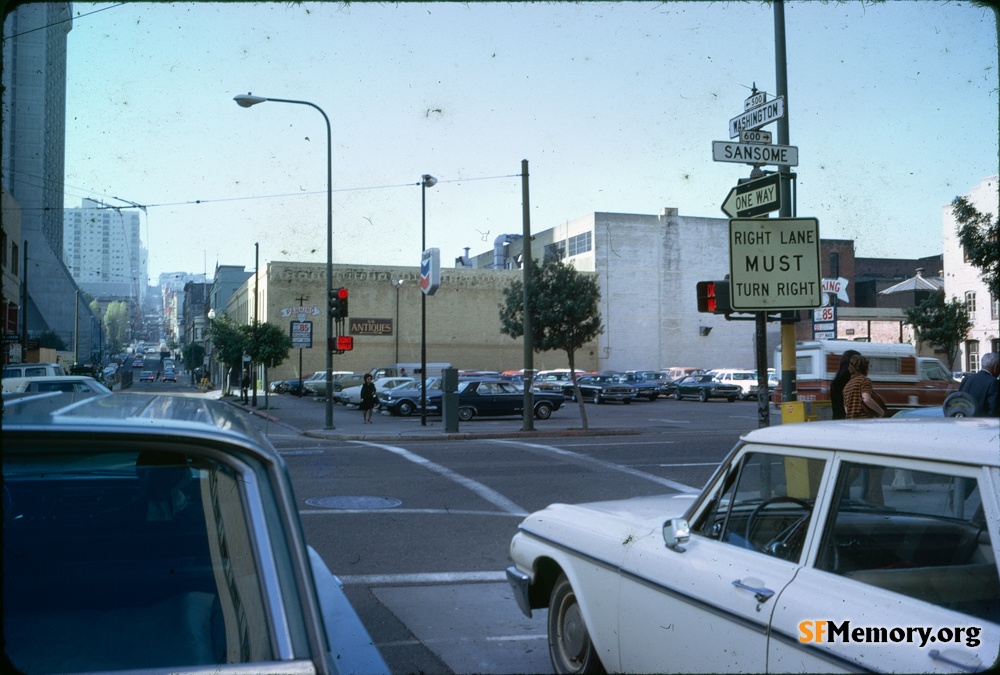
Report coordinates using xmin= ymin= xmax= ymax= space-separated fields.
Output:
xmin=959 ymin=351 xmax=1000 ymax=417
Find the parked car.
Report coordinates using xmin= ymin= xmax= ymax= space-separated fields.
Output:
xmin=2 ymin=362 xmax=68 ymax=379
xmin=455 ymin=379 xmax=565 ymax=420
xmin=2 ymin=375 xmax=112 ymax=396
xmin=672 ymin=374 xmax=742 ymax=402
xmin=331 ymin=373 xmax=366 ymax=395
xmin=379 ymin=377 xmax=443 ymax=417
xmin=659 ymin=368 xmax=707 ymax=397
xmin=335 ymin=377 xmax=415 ymax=406
xmin=563 ymin=373 xmax=636 ymax=404
xmin=139 ymin=370 xmax=156 ymax=382
xmin=533 ymin=369 xmax=590 ymax=394
xmin=303 ymin=371 xmax=354 ymax=397
xmin=708 ymin=368 xmax=758 ymax=400
xmin=270 ymin=378 xmax=309 ymax=395
xmin=622 ymin=371 xmax=666 ymax=400
xmin=2 ymin=391 xmax=389 ymax=675
xmin=506 ymin=418 xmax=1000 ymax=674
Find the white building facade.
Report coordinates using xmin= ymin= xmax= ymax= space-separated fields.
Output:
xmin=943 ymin=175 xmax=999 ymax=372
xmin=63 ymin=199 xmax=146 ymax=305
xmin=469 ymin=209 xmax=781 ymax=372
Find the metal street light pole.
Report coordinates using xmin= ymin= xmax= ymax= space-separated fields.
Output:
xmin=391 ymin=279 xmax=405 ymax=366
xmin=420 ymin=174 xmax=437 ymax=427
xmin=234 ymin=93 xmax=335 ymax=428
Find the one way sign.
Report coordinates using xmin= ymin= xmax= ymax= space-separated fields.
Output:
xmin=720 ymin=173 xmax=781 ymax=218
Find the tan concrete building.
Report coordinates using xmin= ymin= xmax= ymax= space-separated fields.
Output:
xmin=228 ymin=261 xmax=601 ymax=383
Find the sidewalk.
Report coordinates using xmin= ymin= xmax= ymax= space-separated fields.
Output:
xmin=213 ymin=389 xmax=636 ymax=441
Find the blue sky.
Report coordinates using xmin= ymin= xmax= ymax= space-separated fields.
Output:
xmin=57 ymin=1 xmax=998 ymax=283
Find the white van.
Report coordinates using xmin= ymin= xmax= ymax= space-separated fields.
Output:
xmin=2 ymin=363 xmax=67 ymax=379
xmin=774 ymin=340 xmax=956 ymax=410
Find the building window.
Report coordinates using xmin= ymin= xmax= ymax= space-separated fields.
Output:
xmin=965 ymin=291 xmax=976 ymax=319
xmin=991 ymin=293 xmax=998 ymax=321
xmin=967 ymin=341 xmax=980 ymax=372
xmin=11 ymin=243 xmax=18 ymax=276
xmin=567 ymin=232 xmax=592 ymax=257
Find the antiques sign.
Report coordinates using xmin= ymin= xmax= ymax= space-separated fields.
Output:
xmin=349 ymin=318 xmax=392 ymax=336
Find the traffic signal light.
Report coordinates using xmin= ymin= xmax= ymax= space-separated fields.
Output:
xmin=329 ymin=287 xmax=349 ymax=318
xmin=696 ymin=280 xmax=731 ymax=314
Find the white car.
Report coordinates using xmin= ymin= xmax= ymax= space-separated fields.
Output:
xmin=708 ymin=368 xmax=758 ymax=400
xmin=334 ymin=377 xmax=415 ymax=406
xmin=2 ymin=375 xmax=112 ymax=396
xmin=507 ymin=418 xmax=1000 ymax=674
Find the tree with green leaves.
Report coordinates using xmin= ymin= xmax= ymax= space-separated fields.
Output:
xmin=182 ymin=342 xmax=206 ymax=375
xmin=37 ymin=330 xmax=67 ymax=351
xmin=242 ymin=320 xmax=293 ymax=405
xmin=904 ymin=289 xmax=971 ymax=370
xmin=499 ymin=259 xmax=603 ymax=429
xmin=208 ymin=313 xmax=248 ymax=394
xmin=102 ymin=301 xmax=130 ymax=353
xmin=952 ymin=196 xmax=999 ymax=298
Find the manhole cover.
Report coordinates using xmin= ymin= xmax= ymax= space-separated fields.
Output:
xmin=306 ymin=496 xmax=402 ymax=510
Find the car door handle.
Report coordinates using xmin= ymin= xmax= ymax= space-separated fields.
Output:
xmin=731 ymin=579 xmax=775 ymax=603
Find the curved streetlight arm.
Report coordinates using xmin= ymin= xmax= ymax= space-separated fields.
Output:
xmin=233 ymin=92 xmax=336 ymax=429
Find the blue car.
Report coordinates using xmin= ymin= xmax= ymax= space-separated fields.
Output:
xmin=3 ymin=392 xmax=388 ymax=675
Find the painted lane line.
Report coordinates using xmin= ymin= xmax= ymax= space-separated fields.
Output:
xmin=352 ymin=440 xmax=528 ymax=516
xmin=491 ymin=439 xmax=700 ymax=494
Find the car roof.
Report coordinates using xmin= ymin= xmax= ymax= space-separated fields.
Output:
xmin=741 ymin=418 xmax=1000 ymax=468
xmin=3 ymin=391 xmax=277 ymax=455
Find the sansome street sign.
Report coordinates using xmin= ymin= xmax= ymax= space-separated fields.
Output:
xmin=721 ymin=173 xmax=781 ymax=218
xmin=713 ymin=141 xmax=799 ymax=166
xmin=728 ymin=217 xmax=822 ymax=311
xmin=729 ymin=96 xmax=784 ymax=138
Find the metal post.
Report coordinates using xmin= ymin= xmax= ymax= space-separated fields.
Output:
xmin=252 ymin=242 xmax=258 ymax=407
xmin=774 ymin=0 xmax=797 ymax=404
xmin=232 ymin=94 xmax=334 ymax=428
xmin=421 ymin=183 xmax=428 ymax=427
xmin=520 ymin=159 xmax=535 ymax=431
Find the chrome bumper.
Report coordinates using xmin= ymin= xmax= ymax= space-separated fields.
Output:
xmin=505 ymin=566 xmax=533 ymax=618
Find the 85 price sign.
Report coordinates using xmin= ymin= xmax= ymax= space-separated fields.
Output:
xmin=290 ymin=321 xmax=313 ymax=349
xmin=812 ymin=306 xmax=836 ymax=340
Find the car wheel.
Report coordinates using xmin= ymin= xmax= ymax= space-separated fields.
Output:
xmin=698 ymin=389 xmax=708 ymax=402
xmin=647 ymin=393 xmax=658 ymax=401
xmin=591 ymin=392 xmax=601 ymax=404
xmin=397 ymin=400 xmax=415 ymax=417
xmin=673 ymin=390 xmax=682 ymax=401
xmin=548 ymin=574 xmax=604 ymax=675
xmin=623 ymin=398 xmax=631 ymax=405
xmin=458 ymin=407 xmax=475 ymax=421
xmin=727 ymin=396 xmax=737 ymax=403
xmin=534 ymin=402 xmax=553 ymax=420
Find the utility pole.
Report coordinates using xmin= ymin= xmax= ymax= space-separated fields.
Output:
xmin=520 ymin=159 xmax=535 ymax=431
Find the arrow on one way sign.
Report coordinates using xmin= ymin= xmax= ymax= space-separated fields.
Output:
xmin=721 ymin=173 xmax=782 ymax=218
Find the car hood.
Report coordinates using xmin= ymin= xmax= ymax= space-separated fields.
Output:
xmin=516 ymin=493 xmax=697 ymax=561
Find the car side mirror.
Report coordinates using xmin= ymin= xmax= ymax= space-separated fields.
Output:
xmin=662 ymin=518 xmax=690 ymax=552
